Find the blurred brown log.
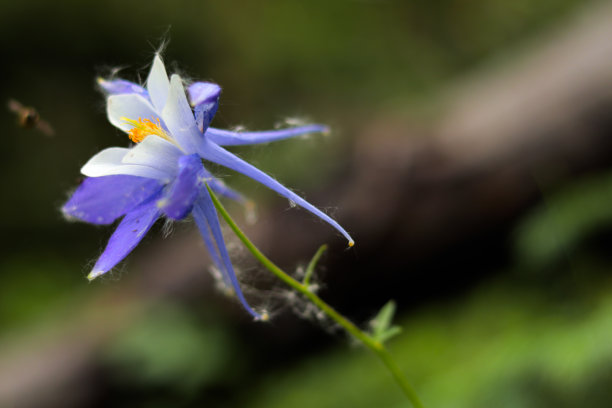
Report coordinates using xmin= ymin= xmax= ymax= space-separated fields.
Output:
xmin=339 ymin=1 xmax=612 ymax=261
xmin=3 ymin=2 xmax=612 ymax=407
xmin=258 ymin=0 xmax=612 ymax=312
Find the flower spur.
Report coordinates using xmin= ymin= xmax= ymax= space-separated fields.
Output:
xmin=63 ymin=55 xmax=353 ymax=319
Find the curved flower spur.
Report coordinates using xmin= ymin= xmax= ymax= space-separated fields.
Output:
xmin=63 ymin=55 xmax=353 ymax=319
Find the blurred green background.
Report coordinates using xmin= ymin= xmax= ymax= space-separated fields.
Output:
xmin=1 ymin=0 xmax=612 ymax=407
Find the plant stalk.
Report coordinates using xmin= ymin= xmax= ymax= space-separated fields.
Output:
xmin=206 ymin=184 xmax=424 ymax=408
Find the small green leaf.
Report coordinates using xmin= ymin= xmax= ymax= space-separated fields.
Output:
xmin=370 ymin=300 xmax=402 ymax=343
xmin=378 ymin=326 xmax=403 ymax=343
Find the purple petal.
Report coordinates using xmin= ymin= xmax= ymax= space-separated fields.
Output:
xmin=159 ymin=154 xmax=203 ymax=220
xmin=198 ymin=140 xmax=354 ymax=246
xmin=201 ymin=166 xmax=245 ymax=203
xmin=188 ymin=82 xmax=221 ymax=106
xmin=192 ymin=192 xmax=263 ymax=320
xmin=88 ymin=199 xmax=161 ymax=279
xmin=205 ymin=124 xmax=329 ymax=146
xmin=194 ymin=209 xmax=225 ymax=283
xmin=188 ymin=82 xmax=221 ymax=133
xmin=63 ymin=175 xmax=164 ymax=225
xmin=97 ymin=78 xmax=148 ymax=98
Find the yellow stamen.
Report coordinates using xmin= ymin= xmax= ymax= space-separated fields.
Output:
xmin=121 ymin=117 xmax=171 ymax=143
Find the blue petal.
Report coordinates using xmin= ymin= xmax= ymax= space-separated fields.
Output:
xmin=198 ymin=141 xmax=354 ymax=246
xmin=193 ymin=209 xmax=225 ymax=284
xmin=201 ymin=166 xmax=246 ymax=203
xmin=159 ymin=154 xmax=203 ymax=220
xmin=205 ymin=124 xmax=329 ymax=146
xmin=188 ymin=82 xmax=221 ymax=133
xmin=188 ymin=82 xmax=221 ymax=106
xmin=192 ymin=191 xmax=263 ymax=320
xmin=98 ymin=78 xmax=148 ymax=98
xmin=88 ymin=199 xmax=162 ymax=280
xmin=63 ymin=175 xmax=164 ymax=225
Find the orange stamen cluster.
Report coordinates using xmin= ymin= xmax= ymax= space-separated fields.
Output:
xmin=122 ymin=117 xmax=168 ymax=143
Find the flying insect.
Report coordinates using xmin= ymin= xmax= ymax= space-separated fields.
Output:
xmin=7 ymin=99 xmax=55 ymax=136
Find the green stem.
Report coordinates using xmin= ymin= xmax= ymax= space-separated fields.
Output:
xmin=303 ymin=244 xmax=327 ymax=286
xmin=207 ymin=185 xmax=424 ymax=408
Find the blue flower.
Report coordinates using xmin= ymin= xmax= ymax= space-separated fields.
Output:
xmin=63 ymin=55 xmax=353 ymax=319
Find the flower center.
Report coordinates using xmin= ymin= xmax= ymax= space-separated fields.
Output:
xmin=121 ymin=117 xmax=172 ymax=143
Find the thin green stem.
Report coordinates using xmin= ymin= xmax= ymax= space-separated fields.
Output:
xmin=207 ymin=184 xmax=424 ymax=408
xmin=303 ymin=244 xmax=327 ymax=286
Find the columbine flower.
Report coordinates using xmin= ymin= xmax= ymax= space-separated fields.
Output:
xmin=63 ymin=54 xmax=353 ymax=319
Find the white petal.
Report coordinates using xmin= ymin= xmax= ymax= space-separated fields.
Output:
xmin=121 ymin=135 xmax=182 ymax=177
xmin=161 ymin=74 xmax=202 ymax=154
xmin=107 ymin=94 xmax=160 ymax=132
xmin=81 ymin=146 xmax=171 ymax=181
xmin=147 ymin=55 xmax=170 ymax=112
xmin=81 ymin=147 xmax=128 ymax=172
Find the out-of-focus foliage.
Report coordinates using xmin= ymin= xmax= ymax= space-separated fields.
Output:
xmin=0 ymin=252 xmax=86 ymax=331
xmin=104 ymin=304 xmax=243 ymax=393
xmin=242 ymin=278 xmax=612 ymax=408
xmin=0 ymin=0 xmax=609 ymax=407
xmin=515 ymin=170 xmax=612 ymax=268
